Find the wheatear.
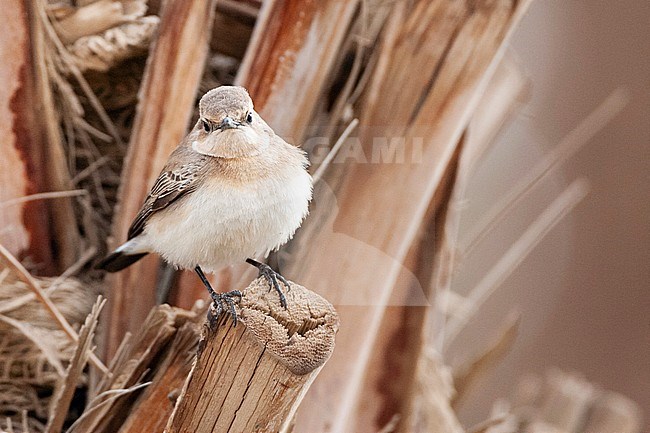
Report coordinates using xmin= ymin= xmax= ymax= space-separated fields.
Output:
xmin=98 ymin=86 xmax=312 ymax=323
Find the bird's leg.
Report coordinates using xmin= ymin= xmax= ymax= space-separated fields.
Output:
xmin=195 ymin=266 xmax=242 ymax=327
xmin=245 ymin=258 xmax=289 ymax=308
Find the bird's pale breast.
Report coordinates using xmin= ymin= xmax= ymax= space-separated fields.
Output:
xmin=142 ymin=165 xmax=311 ymax=272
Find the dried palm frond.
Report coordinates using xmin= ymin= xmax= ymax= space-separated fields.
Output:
xmin=64 ymin=16 xmax=159 ymax=73
xmin=0 ymin=263 xmax=97 ymax=428
xmin=24 ymin=0 xmax=160 ymax=261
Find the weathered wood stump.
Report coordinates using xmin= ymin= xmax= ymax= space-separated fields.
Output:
xmin=165 ymin=277 xmax=339 ymax=433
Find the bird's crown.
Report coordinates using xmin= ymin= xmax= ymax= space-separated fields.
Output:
xmin=199 ymin=86 xmax=253 ymax=121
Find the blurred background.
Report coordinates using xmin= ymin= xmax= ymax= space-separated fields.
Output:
xmin=449 ymin=0 xmax=649 ymax=427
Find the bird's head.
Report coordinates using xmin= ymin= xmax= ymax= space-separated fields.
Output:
xmin=192 ymin=86 xmax=271 ymax=158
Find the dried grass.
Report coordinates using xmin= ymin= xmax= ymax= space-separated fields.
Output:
xmin=0 ymin=264 xmax=98 ymax=430
xmin=65 ymin=16 xmax=159 ymax=73
xmin=0 ymin=258 xmax=152 ymax=432
xmin=45 ymin=298 xmax=105 ymax=433
xmin=31 ymin=0 xmax=162 ymax=259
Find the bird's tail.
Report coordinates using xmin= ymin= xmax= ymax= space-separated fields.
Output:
xmin=95 ymin=238 xmax=150 ymax=272
xmin=96 ymin=251 xmax=148 ymax=272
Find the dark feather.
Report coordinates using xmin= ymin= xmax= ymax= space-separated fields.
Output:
xmin=96 ymin=251 xmax=148 ymax=272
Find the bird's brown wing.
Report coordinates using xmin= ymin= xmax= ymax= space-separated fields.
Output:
xmin=127 ymin=158 xmax=205 ymax=240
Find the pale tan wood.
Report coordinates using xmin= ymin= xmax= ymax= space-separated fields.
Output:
xmin=409 ymin=350 xmax=465 ymax=433
xmin=422 ymin=57 xmax=529 ymax=339
xmin=465 ymin=54 xmax=531 ymax=170
xmin=45 ymin=298 xmax=105 ymax=433
xmin=328 ymin=32 xmax=528 ymax=433
xmin=413 ymin=55 xmax=529 ymax=376
xmin=52 ymin=0 xmax=138 ymax=45
xmin=362 ymin=61 xmax=526 ymax=424
xmin=165 ymin=278 xmax=338 ymax=433
xmin=32 ymin=0 xmax=83 ymax=271
xmin=538 ymin=370 xmax=596 ymax=433
xmin=104 ymin=0 xmax=217 ymax=358
xmin=525 ymin=422 xmax=568 ymax=433
xmin=507 ymin=372 xmax=643 ymax=433
xmin=467 ymin=415 xmax=514 ymax=433
xmin=582 ymin=392 xmax=643 ymax=433
xmin=351 ymin=141 xmax=462 ymax=433
xmin=452 ymin=313 xmax=520 ymax=407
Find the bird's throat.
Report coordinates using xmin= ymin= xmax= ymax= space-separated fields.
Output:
xmin=192 ymin=129 xmax=268 ymax=158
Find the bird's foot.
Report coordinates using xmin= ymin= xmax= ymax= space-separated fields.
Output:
xmin=207 ymin=290 xmax=243 ymax=328
xmin=246 ymin=258 xmax=289 ymax=309
xmin=195 ymin=265 xmax=243 ymax=327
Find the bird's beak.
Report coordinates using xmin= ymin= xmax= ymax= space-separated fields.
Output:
xmin=219 ymin=117 xmax=239 ymax=130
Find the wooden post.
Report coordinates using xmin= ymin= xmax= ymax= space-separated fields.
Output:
xmin=165 ymin=278 xmax=339 ymax=433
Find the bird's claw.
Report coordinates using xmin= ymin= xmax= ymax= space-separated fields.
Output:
xmin=246 ymin=259 xmax=289 ymax=308
xmin=207 ymin=290 xmax=243 ymax=329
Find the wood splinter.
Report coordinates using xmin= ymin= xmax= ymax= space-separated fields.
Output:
xmin=165 ymin=277 xmax=339 ymax=433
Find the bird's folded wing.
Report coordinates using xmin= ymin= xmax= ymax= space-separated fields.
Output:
xmin=127 ymin=160 xmax=204 ymax=239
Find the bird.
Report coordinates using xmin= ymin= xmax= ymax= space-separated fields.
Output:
xmin=97 ymin=86 xmax=312 ymax=324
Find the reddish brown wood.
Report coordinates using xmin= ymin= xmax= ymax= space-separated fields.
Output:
xmin=237 ymin=0 xmax=359 ymax=140
xmin=118 ymin=323 xmax=200 ymax=433
xmin=350 ymin=54 xmax=528 ymax=433
xmin=0 ymin=1 xmax=56 ymax=274
xmin=352 ymin=140 xmax=462 ymax=432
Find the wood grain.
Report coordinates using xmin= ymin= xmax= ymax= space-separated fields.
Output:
xmin=0 ymin=2 xmax=32 ymax=260
xmin=237 ymin=0 xmax=359 ymax=140
xmin=73 ymin=305 xmax=195 ymax=433
xmin=277 ymin=1 xmax=531 ymax=431
xmin=118 ymin=322 xmax=201 ymax=433
xmin=0 ymin=0 xmax=80 ymax=274
xmin=31 ymin=0 xmax=81 ymax=271
xmin=166 ymin=278 xmax=338 ymax=433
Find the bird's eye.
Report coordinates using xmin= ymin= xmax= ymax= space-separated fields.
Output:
xmin=201 ymin=119 xmax=211 ymax=133
xmin=246 ymin=112 xmax=253 ymax=123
